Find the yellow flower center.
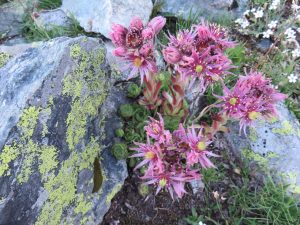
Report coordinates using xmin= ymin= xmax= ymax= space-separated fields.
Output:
xmin=145 ymin=151 xmax=155 ymax=159
xmin=153 ymin=126 xmax=159 ymax=134
xmin=229 ymin=97 xmax=237 ymax=105
xmin=197 ymin=141 xmax=206 ymax=151
xmin=159 ymin=178 xmax=167 ymax=187
xmin=134 ymin=58 xmax=142 ymax=67
xmin=248 ymin=111 xmax=260 ymax=120
xmin=195 ymin=65 xmax=203 ymax=73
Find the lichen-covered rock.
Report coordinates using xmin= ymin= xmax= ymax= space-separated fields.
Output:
xmin=224 ymin=103 xmax=300 ymax=196
xmin=61 ymin=0 xmax=153 ymax=38
xmin=160 ymin=0 xmax=243 ymax=21
xmin=0 ymin=36 xmax=128 ymax=225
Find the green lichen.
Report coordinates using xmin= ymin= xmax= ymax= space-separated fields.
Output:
xmin=35 ymin=43 xmax=108 ymax=225
xmin=249 ymin=127 xmax=258 ymax=142
xmin=74 ymin=193 xmax=93 ymax=215
xmin=272 ymin=120 xmax=295 ymax=135
xmin=17 ymin=140 xmax=39 ymax=184
xmin=63 ymin=45 xmax=107 ymax=151
xmin=242 ymin=148 xmax=268 ymax=167
xmin=0 ymin=52 xmax=9 ymax=67
xmin=0 ymin=144 xmax=19 ymax=176
xmin=70 ymin=44 xmax=82 ymax=59
xmin=281 ymin=172 xmax=300 ymax=194
xmin=0 ymin=41 xmax=109 ymax=224
xmin=38 ymin=145 xmax=58 ymax=178
xmin=19 ymin=106 xmax=40 ymax=139
xmin=106 ymin=183 xmax=122 ymax=204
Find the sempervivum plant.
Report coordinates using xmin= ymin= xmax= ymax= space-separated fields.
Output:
xmin=110 ymin=16 xmax=286 ymax=199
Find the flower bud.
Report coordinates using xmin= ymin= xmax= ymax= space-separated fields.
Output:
xmin=130 ymin=17 xmax=144 ymax=30
xmin=110 ymin=24 xmax=127 ymax=47
xmin=163 ymin=46 xmax=181 ymax=64
xmin=113 ymin=47 xmax=127 ymax=57
xmin=142 ymin=27 xmax=154 ymax=40
xmin=148 ymin=16 xmax=166 ymax=34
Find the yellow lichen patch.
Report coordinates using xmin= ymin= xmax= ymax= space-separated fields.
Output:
xmin=0 ymin=52 xmax=10 ymax=67
xmin=19 ymin=106 xmax=40 ymax=139
xmin=272 ymin=120 xmax=295 ymax=135
xmin=242 ymin=148 xmax=268 ymax=167
xmin=249 ymin=127 xmax=258 ymax=142
xmin=39 ymin=145 xmax=58 ymax=179
xmin=17 ymin=140 xmax=39 ymax=184
xmin=63 ymin=45 xmax=107 ymax=151
xmin=70 ymin=44 xmax=82 ymax=59
xmin=281 ymin=172 xmax=300 ymax=194
xmin=0 ymin=144 xmax=19 ymax=176
xmin=74 ymin=193 xmax=93 ymax=215
xmin=106 ymin=183 xmax=122 ymax=204
xmin=35 ymin=43 xmax=108 ymax=225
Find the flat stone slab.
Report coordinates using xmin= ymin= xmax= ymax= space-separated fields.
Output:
xmin=225 ymin=103 xmax=300 ymax=196
xmin=61 ymin=0 xmax=153 ymax=38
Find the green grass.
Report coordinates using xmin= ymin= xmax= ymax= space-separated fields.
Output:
xmin=36 ymin=0 xmax=62 ymax=10
xmin=227 ymin=177 xmax=300 ymax=225
xmin=186 ymin=164 xmax=300 ymax=225
xmin=22 ymin=13 xmax=84 ymax=41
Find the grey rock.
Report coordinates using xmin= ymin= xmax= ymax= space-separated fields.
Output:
xmin=256 ymin=38 xmax=272 ymax=53
xmin=161 ymin=0 xmax=235 ymax=20
xmin=61 ymin=0 xmax=153 ymax=38
xmin=0 ymin=0 xmax=25 ymax=37
xmin=224 ymin=103 xmax=300 ymax=196
xmin=0 ymin=42 xmax=42 ymax=56
xmin=34 ymin=9 xmax=72 ymax=31
xmin=0 ymin=36 xmax=128 ymax=225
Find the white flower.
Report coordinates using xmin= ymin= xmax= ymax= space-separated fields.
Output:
xmin=292 ymin=1 xmax=300 ymax=11
xmin=268 ymin=20 xmax=278 ymax=29
xmin=235 ymin=18 xmax=250 ymax=29
xmin=297 ymin=27 xmax=300 ymax=33
xmin=198 ymin=221 xmax=206 ymax=225
xmin=285 ymin=28 xmax=296 ymax=40
xmin=288 ymin=74 xmax=298 ymax=83
xmin=292 ymin=48 xmax=300 ymax=58
xmin=270 ymin=0 xmax=281 ymax=10
xmin=263 ymin=29 xmax=273 ymax=38
xmin=251 ymin=8 xmax=257 ymax=13
xmin=243 ymin=10 xmax=250 ymax=16
xmin=254 ymin=9 xmax=264 ymax=18
xmin=241 ymin=20 xmax=250 ymax=28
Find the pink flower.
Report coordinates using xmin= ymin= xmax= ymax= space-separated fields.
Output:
xmin=166 ymin=30 xmax=196 ymax=58
xmin=110 ymin=24 xmax=128 ymax=47
xmin=147 ymin=16 xmax=166 ymax=35
xmin=179 ymin=50 xmax=232 ymax=91
xmin=142 ymin=170 xmax=200 ymax=199
xmin=131 ymin=141 xmax=164 ymax=173
xmin=110 ymin=16 xmax=165 ymax=83
xmin=145 ymin=114 xmax=172 ymax=144
xmin=218 ymin=71 xmax=287 ymax=134
xmin=194 ymin=21 xmax=235 ymax=53
xmin=163 ymin=46 xmax=182 ymax=64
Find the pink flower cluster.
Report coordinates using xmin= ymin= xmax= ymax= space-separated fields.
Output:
xmin=163 ymin=21 xmax=235 ymax=92
xmin=218 ymin=71 xmax=287 ymax=133
xmin=110 ymin=16 xmax=166 ymax=83
xmin=131 ymin=114 xmax=217 ymax=199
